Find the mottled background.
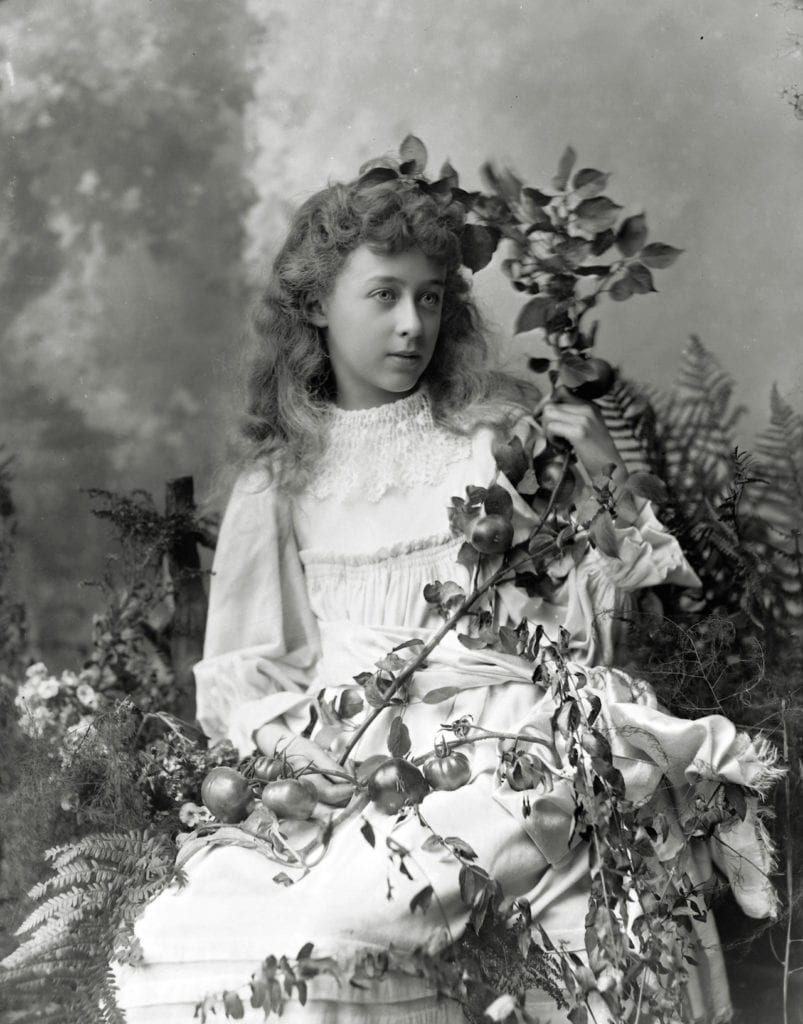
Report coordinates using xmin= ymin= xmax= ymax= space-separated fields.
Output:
xmin=1 ymin=0 xmax=802 ymax=665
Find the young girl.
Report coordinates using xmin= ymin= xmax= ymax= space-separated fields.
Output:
xmin=114 ymin=162 xmax=777 ymax=1023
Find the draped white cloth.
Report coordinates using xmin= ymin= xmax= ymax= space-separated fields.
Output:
xmin=115 ymin=391 xmax=775 ymax=1024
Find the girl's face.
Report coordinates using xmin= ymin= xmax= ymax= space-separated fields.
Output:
xmin=310 ymin=245 xmax=446 ymax=410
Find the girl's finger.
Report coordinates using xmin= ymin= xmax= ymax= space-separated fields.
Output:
xmin=308 ymin=775 xmax=355 ymax=807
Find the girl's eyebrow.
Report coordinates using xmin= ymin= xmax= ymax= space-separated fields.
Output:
xmin=365 ymin=275 xmax=446 ymax=287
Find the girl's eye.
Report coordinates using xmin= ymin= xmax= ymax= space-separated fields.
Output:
xmin=371 ymin=289 xmax=396 ymax=303
xmin=420 ymin=292 xmax=443 ymax=308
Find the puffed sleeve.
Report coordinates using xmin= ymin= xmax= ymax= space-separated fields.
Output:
xmin=193 ymin=469 xmax=319 ymax=755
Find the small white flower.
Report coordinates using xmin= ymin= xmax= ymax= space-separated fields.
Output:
xmin=25 ymin=662 xmax=48 ymax=680
xmin=179 ymin=802 xmax=202 ymax=828
xmin=483 ymin=993 xmax=518 ymax=1022
xmin=60 ymin=671 xmax=79 ymax=690
xmin=76 ymin=682 xmax=99 ymax=709
xmin=36 ymin=677 xmax=60 ymax=700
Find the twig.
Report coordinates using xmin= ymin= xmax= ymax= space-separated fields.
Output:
xmin=338 ymin=453 xmax=573 ymax=766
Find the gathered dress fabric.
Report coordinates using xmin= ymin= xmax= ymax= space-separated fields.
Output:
xmin=114 ymin=391 xmax=777 ymax=1024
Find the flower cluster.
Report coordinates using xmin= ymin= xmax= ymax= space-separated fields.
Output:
xmin=13 ymin=661 xmax=106 ymax=744
xmin=138 ymin=731 xmax=239 ymax=827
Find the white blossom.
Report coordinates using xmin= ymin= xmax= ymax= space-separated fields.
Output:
xmin=76 ymin=682 xmax=99 ymax=709
xmin=36 ymin=676 xmax=60 ymax=700
xmin=483 ymin=993 xmax=518 ymax=1022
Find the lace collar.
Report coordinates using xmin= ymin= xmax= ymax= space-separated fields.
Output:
xmin=308 ymin=389 xmax=473 ymax=502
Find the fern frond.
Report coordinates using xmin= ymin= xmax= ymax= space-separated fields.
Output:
xmin=659 ymin=336 xmax=743 ymax=494
xmin=0 ymin=827 xmax=179 ymax=1024
xmin=596 ymin=373 xmax=665 ymax=477
xmin=29 ymin=865 xmax=120 ymax=901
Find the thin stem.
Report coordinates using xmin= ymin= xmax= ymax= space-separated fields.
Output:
xmin=338 ymin=454 xmax=573 ymax=766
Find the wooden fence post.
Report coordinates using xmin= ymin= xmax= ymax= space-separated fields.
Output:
xmin=164 ymin=476 xmax=208 ymax=724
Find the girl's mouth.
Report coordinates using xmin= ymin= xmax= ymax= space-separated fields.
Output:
xmin=387 ymin=352 xmax=421 ymax=362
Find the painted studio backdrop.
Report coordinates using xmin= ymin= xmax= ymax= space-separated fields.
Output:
xmin=1 ymin=0 xmax=802 ymax=665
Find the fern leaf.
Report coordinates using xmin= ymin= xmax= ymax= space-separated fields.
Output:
xmin=660 ymin=336 xmax=743 ymax=493
xmin=596 ymin=373 xmax=665 ymax=477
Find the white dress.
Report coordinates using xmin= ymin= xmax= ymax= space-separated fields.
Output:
xmin=114 ymin=391 xmax=777 ymax=1024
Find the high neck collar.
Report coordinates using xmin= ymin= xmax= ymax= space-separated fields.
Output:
xmin=326 ymin=388 xmax=429 ymax=428
xmin=308 ymin=387 xmax=472 ymax=503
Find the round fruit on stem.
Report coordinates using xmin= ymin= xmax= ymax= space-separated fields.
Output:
xmin=260 ymin=777 xmax=318 ymax=820
xmin=568 ymin=357 xmax=615 ymax=401
xmin=201 ymin=766 xmax=254 ymax=824
xmin=469 ymin=514 xmax=515 ymax=555
xmin=422 ymin=750 xmax=472 ymax=792
xmin=250 ymin=754 xmax=286 ymax=784
xmin=366 ymin=758 xmax=429 ymax=815
xmin=533 ymin=459 xmax=576 ymax=508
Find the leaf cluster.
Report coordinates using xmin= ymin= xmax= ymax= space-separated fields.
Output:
xmin=0 ymin=829 xmax=182 ymax=1023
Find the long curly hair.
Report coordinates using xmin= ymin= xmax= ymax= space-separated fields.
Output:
xmin=239 ymin=169 xmax=529 ymax=491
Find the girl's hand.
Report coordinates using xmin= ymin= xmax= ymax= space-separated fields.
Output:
xmin=541 ymin=387 xmax=641 ymax=523
xmin=542 ymin=387 xmax=625 ymax=480
xmin=254 ymin=722 xmax=355 ymax=808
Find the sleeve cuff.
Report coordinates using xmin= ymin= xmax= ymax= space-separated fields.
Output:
xmin=585 ymin=501 xmax=701 ymax=592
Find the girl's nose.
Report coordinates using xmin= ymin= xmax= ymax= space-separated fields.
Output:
xmin=395 ymin=295 xmax=422 ymax=339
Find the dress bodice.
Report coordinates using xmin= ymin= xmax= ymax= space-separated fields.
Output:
xmin=292 ymin=390 xmax=491 ymax=630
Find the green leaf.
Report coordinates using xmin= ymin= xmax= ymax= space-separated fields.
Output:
xmin=409 ymin=885 xmax=434 ymax=914
xmin=451 ymin=838 xmax=482 ymax=863
xmin=520 ymin=188 xmax=553 ymax=223
xmin=517 ymin=468 xmax=539 ymax=495
xmin=439 ymin=159 xmax=458 ymax=186
xmin=588 ymin=510 xmax=621 ymax=559
xmin=461 ymin=224 xmax=501 ymax=272
xmin=559 ymin=351 xmax=598 ymax=387
xmin=572 ymin=168 xmax=610 ymax=198
xmin=392 ymin=637 xmax=425 ymax=652
xmin=575 ymin=196 xmax=623 ymax=230
xmin=552 ymin=145 xmax=577 ymax=190
xmin=337 ymin=690 xmax=364 ymax=719
xmin=387 ymin=716 xmax=411 ymax=757
xmin=358 ymin=166 xmax=399 ymax=188
xmin=725 ymin=783 xmax=748 ymax=821
xmin=616 ymin=213 xmax=648 ymax=257
xmin=250 ymin=977 xmax=267 ymax=1008
xmin=609 ymin=275 xmax=635 ymax=302
xmin=457 ymin=634 xmax=488 ymax=650
xmin=456 ymin=540 xmax=479 ymax=573
xmin=484 ymin=483 xmax=514 ymax=520
xmin=591 ymin=228 xmax=615 ymax=255
xmin=422 ymin=686 xmax=461 ymax=704
xmin=624 ymin=471 xmax=668 ymax=504
xmin=491 ymin=434 xmax=528 ymax=485
xmin=514 ymin=296 xmax=554 ymax=333
xmin=555 ymin=236 xmax=591 ymax=267
xmin=626 ymin=261 xmax=656 ymax=294
xmin=522 ymin=186 xmax=552 ymax=207
xmin=223 ymin=991 xmax=245 ymax=1019
xmin=399 ymin=134 xmax=427 ymax=173
xmin=639 ymin=242 xmax=684 ymax=268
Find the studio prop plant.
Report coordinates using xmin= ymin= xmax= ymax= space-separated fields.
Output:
xmin=1 ymin=139 xmax=799 ymax=1024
